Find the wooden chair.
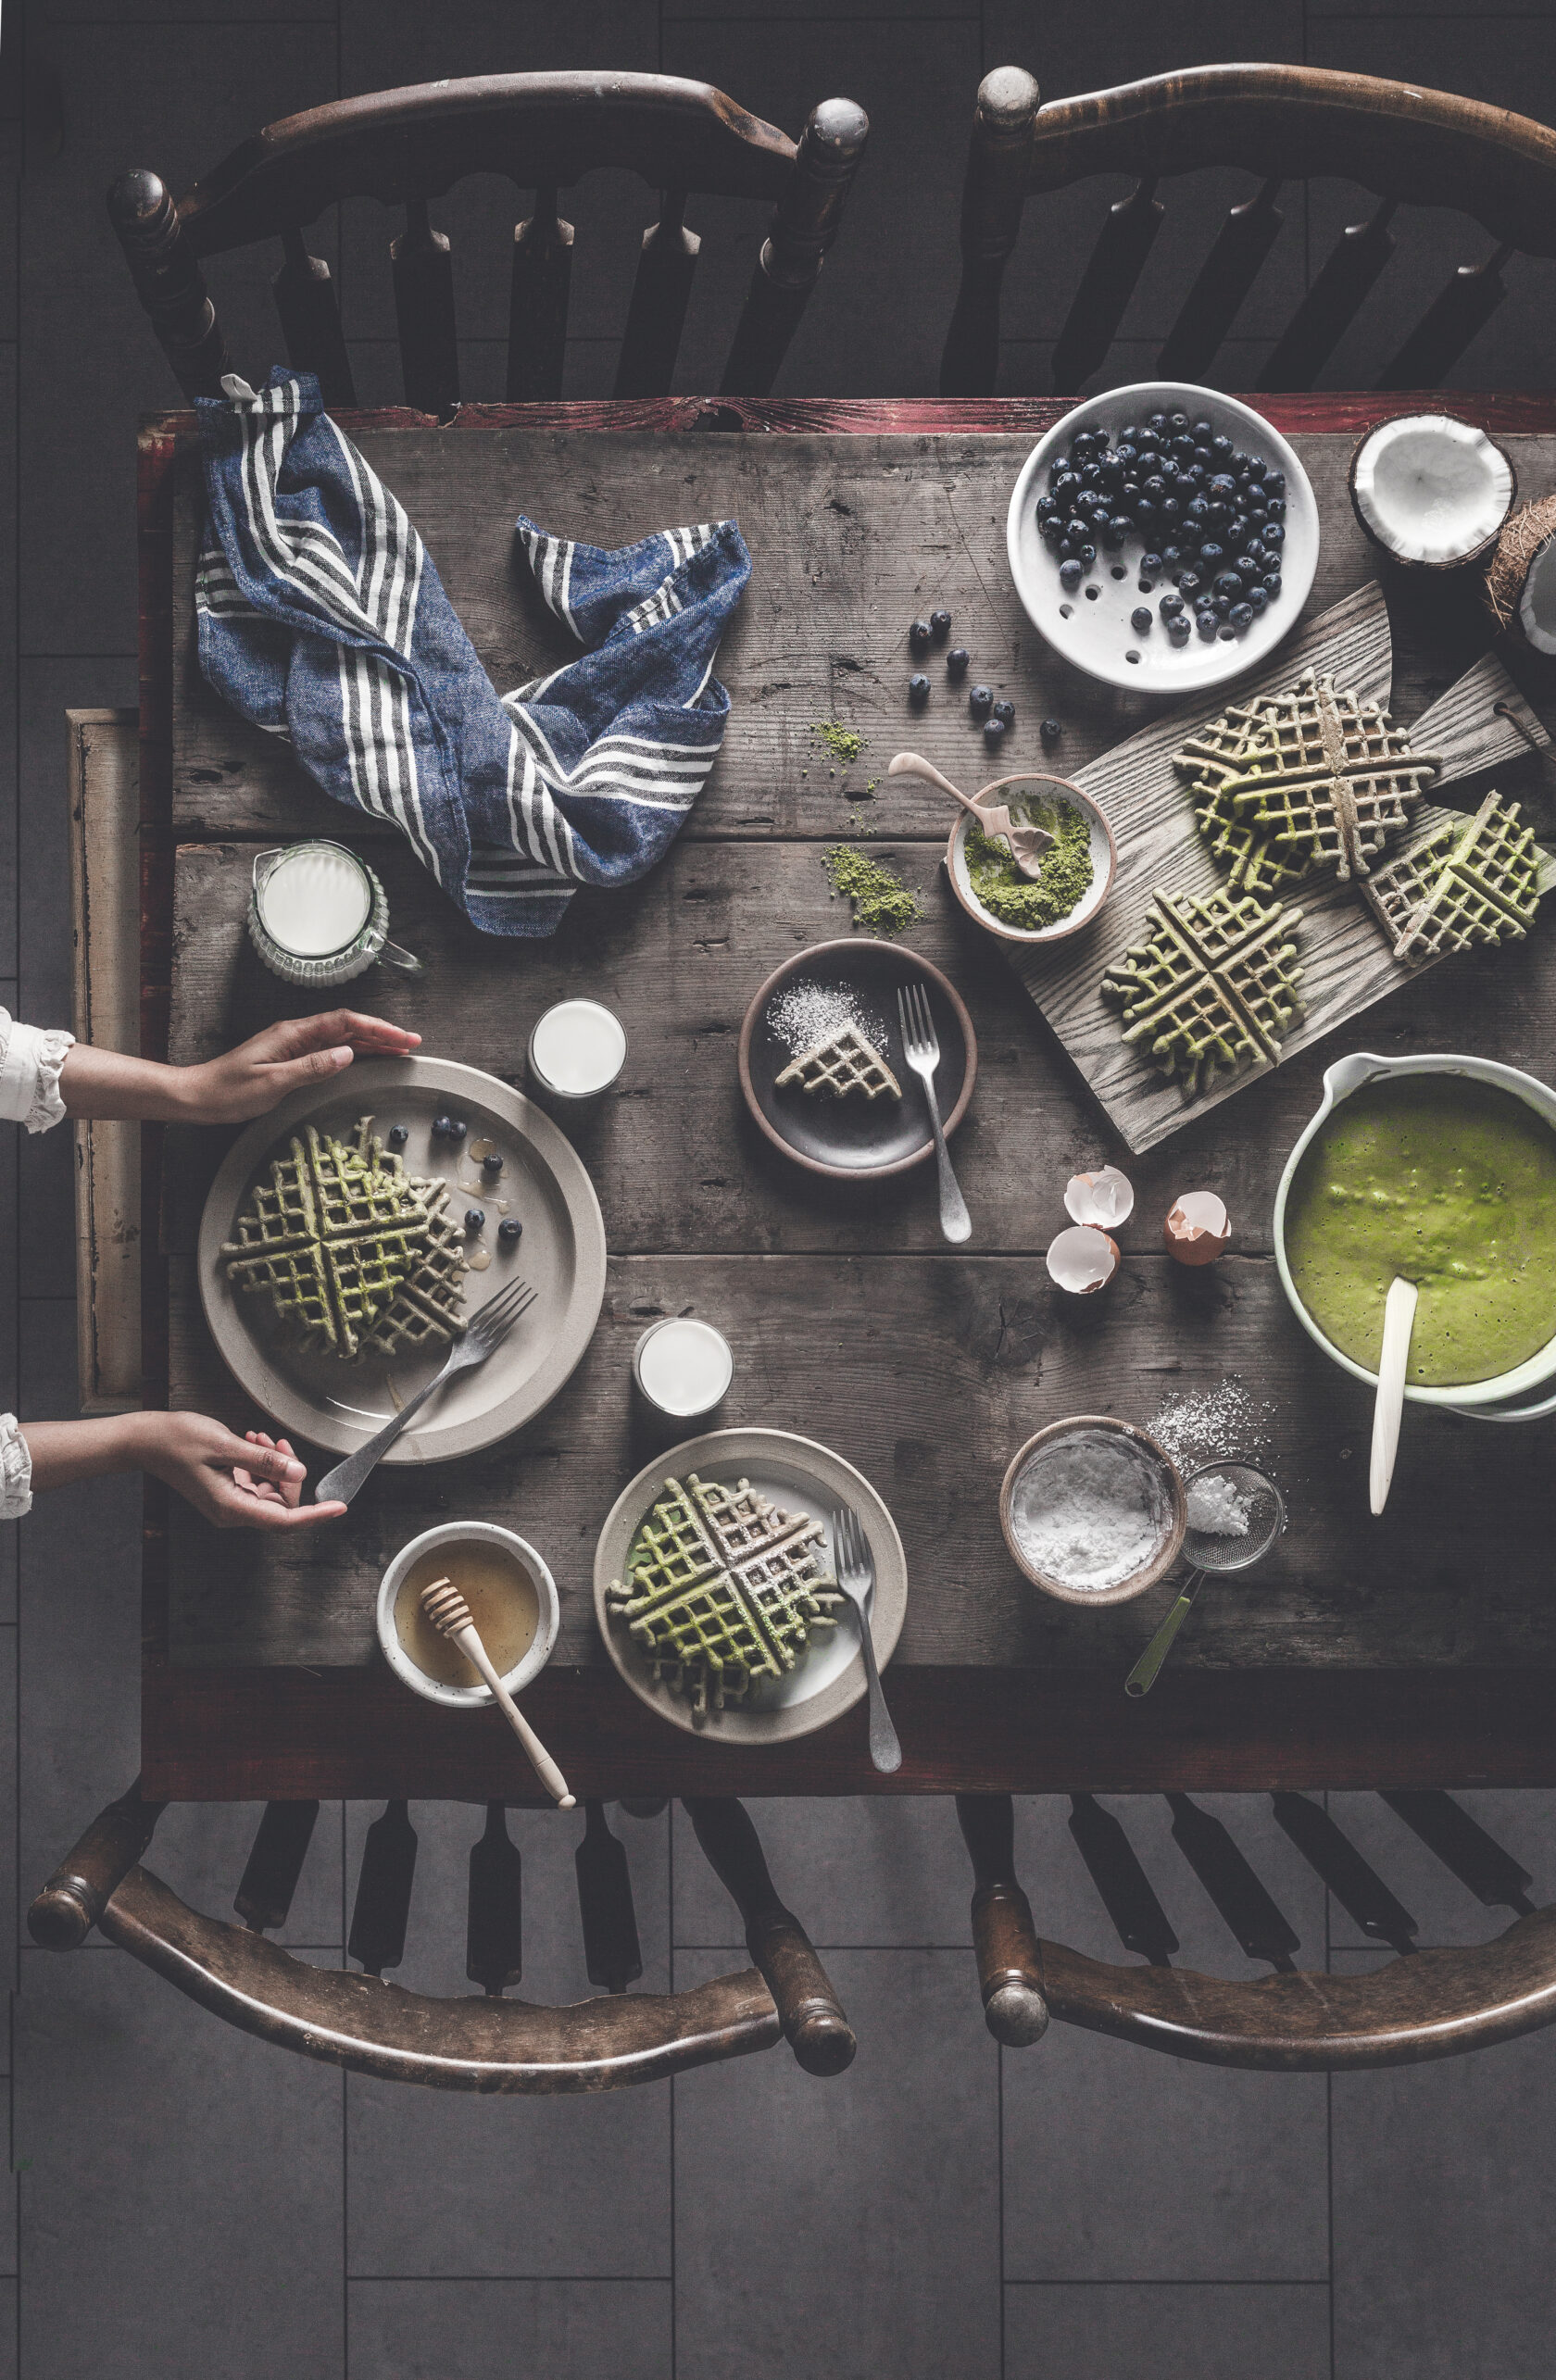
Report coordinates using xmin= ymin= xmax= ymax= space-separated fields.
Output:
xmin=942 ymin=63 xmax=1556 ymax=398
xmin=29 ymin=1784 xmax=855 ymax=2090
xmin=958 ymin=1789 xmax=1556 ymax=2070
xmin=108 ymin=71 xmax=869 ymax=415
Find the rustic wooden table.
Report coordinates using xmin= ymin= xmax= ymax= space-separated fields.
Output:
xmin=137 ymin=394 xmax=1556 ymax=1802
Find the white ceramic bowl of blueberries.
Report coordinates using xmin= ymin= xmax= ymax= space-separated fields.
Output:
xmin=1006 ymin=382 xmax=1319 ymax=696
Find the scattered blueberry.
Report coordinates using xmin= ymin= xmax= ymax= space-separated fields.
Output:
xmin=432 ymin=1114 xmax=454 ymax=1140
xmin=1263 ymin=571 xmax=1283 ymax=598
xmin=1229 ymin=602 xmax=1254 ymax=631
xmin=1057 ymin=560 xmax=1083 ymax=593
xmin=908 ymin=672 xmax=931 ymax=707
xmin=447 ymin=1118 xmax=468 ymax=1144
xmin=482 ymin=1151 xmax=504 ymax=1176
xmin=1248 ymin=584 xmax=1269 ymax=613
xmin=992 ymin=699 xmax=1016 ymax=727
xmin=498 ymin=1217 xmax=523 ymax=1244
xmin=1131 ymin=607 xmax=1152 ymax=633
xmin=1168 ymin=617 xmax=1192 ymax=645
xmin=984 ymin=717 xmax=1008 ymax=749
xmin=387 ymin=1124 xmax=408 ymax=1149
xmin=465 ymin=1209 xmax=485 ymax=1232
xmin=1197 ymin=611 xmax=1220 ymax=640
xmin=909 ymin=619 xmax=932 ymax=654
xmin=929 ymin=608 xmax=952 ymax=642
xmin=947 ymin=646 xmax=971 ymax=678
xmin=970 ymin=683 xmax=994 ymax=718
xmin=1040 ymin=718 xmax=1062 ymax=745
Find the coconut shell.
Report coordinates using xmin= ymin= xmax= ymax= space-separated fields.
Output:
xmin=1349 ymin=415 xmax=1515 ymax=574
xmin=1484 ymin=494 xmax=1556 ymax=642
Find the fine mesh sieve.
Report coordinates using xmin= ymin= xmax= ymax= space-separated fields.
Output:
xmin=1180 ymin=1461 xmax=1286 ymax=1572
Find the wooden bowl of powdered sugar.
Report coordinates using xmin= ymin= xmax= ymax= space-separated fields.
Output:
xmin=999 ymin=1416 xmax=1186 ymax=1607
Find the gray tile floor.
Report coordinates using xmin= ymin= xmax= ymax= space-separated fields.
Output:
xmin=6 ymin=0 xmax=1556 ymax=2370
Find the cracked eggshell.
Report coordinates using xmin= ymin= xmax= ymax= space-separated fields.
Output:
xmin=1164 ymin=1190 xmax=1231 ymax=1266
xmin=1062 ymin=1165 xmax=1135 ymax=1231
xmin=1047 ymin=1223 xmax=1120 ymax=1295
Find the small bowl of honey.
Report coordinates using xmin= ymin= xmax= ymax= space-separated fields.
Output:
xmin=376 ymin=1522 xmax=559 ymax=1710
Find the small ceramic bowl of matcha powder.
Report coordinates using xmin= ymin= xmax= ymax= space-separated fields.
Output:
xmin=946 ymin=772 xmax=1116 ymax=946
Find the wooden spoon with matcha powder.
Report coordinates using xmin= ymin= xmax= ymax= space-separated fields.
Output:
xmin=888 ymin=752 xmax=1053 ymax=878
xmin=1369 ymin=1276 xmax=1419 ymax=1516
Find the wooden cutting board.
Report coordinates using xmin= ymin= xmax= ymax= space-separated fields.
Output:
xmin=1004 ymin=581 xmax=1554 ymax=1154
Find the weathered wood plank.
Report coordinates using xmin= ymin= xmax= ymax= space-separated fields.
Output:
xmin=169 ymin=429 xmax=1556 ymax=846
xmin=168 ymin=1248 xmax=1556 ymax=1672
xmin=161 ymin=837 xmax=1556 ymax=1263
xmin=1008 ymin=591 xmax=1556 ymax=1154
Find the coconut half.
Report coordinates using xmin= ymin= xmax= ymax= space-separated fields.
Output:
xmin=1485 ymin=494 xmax=1556 ymax=654
xmin=1349 ymin=414 xmax=1514 ymax=571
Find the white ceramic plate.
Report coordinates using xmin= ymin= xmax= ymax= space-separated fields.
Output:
xmin=1005 ymin=382 xmax=1320 ymax=696
xmin=197 ymin=1056 xmax=607 ymax=1462
xmin=593 ymin=1427 xmax=908 ymax=1744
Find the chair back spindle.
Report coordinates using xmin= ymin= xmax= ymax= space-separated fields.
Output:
xmin=465 ymin=1801 xmax=524 ymax=1996
xmin=614 ymin=193 xmax=700 ymax=400
xmin=349 ymin=1799 xmax=419 ymax=1977
xmin=956 ymin=1794 xmax=1050 ymax=2045
xmin=235 ymin=1799 xmax=320 ymax=1935
xmin=685 ymin=1797 xmax=856 ymax=2073
xmin=1271 ymin=1793 xmax=1418 ymax=1954
xmin=1383 ymin=1789 xmax=1536 ymax=1915
xmin=720 ymin=97 xmax=869 ymax=398
xmin=1166 ymin=1794 xmax=1300 ymax=1971
xmin=1066 ymin=1793 xmax=1178 ymax=1965
xmin=107 ymin=169 xmax=229 ymax=397
xmin=392 ymin=199 xmax=459 ymax=420
xmin=507 ymin=187 xmax=574 ymax=403
xmin=942 ymin=63 xmax=1556 ymax=396
xmin=271 ymin=230 xmax=356 ymax=408
xmin=574 ymin=1800 xmax=644 ymax=1995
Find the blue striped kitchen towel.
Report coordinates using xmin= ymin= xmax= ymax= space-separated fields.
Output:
xmin=195 ymin=369 xmax=750 ymax=937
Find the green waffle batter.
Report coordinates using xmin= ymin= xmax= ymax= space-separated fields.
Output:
xmin=1284 ymin=1076 xmax=1556 ymax=1385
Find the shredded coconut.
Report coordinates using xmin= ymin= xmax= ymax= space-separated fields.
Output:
xmin=1186 ymin=1472 xmax=1252 ymax=1537
xmin=1148 ymin=1377 xmax=1273 ymax=1474
xmin=1009 ymin=1429 xmax=1172 ymax=1591
xmin=767 ymin=978 xmax=888 ymax=1058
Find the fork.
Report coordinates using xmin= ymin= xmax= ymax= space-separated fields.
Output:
xmin=832 ymin=1507 xmax=901 ymax=1773
xmin=314 ymin=1276 xmax=538 ymax=1506
xmin=897 ymin=981 xmax=972 ymax=1245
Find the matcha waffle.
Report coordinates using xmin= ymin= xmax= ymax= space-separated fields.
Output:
xmin=1101 ymin=884 xmax=1306 ymax=1098
xmin=607 ymin=1472 xmax=842 ymax=1719
xmin=1173 ymin=700 xmax=1311 ymax=896
xmin=1362 ymin=791 xmax=1545 ymax=962
xmin=1223 ymin=670 xmax=1441 ymax=881
xmin=222 ymin=1117 xmax=441 ymax=1359
xmin=345 ymin=1180 xmax=470 ymax=1360
xmin=776 ymin=1024 xmax=901 ymax=1101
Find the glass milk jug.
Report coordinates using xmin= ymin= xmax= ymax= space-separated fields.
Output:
xmin=247 ymin=842 xmax=423 ymax=986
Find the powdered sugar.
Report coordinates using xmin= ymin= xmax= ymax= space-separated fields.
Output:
xmin=1009 ymin=1427 xmax=1173 ymax=1592
xmin=767 ymin=978 xmax=889 ymax=1059
xmin=1148 ymin=1377 xmax=1274 ymax=1474
xmin=1185 ymin=1472 xmax=1252 ymax=1537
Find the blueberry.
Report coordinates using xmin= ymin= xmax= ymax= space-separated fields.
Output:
xmin=1247 ymin=584 xmax=1269 ymax=613
xmin=1040 ymin=718 xmax=1062 ymax=745
xmin=1101 ymin=515 xmax=1129 ymax=550
xmin=992 ymin=699 xmax=1016 ymax=726
xmin=1147 ymin=411 xmax=1169 ymax=433
xmin=1117 ymin=427 xmax=1140 ymax=450
xmin=1075 ymin=543 xmax=1097 ymax=566
xmin=970 ymin=683 xmax=995 ymax=716
xmin=387 ymin=1124 xmax=408 ymax=1149
xmin=1177 ymin=571 xmax=1203 ymax=603
xmin=1263 ymin=571 xmax=1283 ymax=598
xmin=1213 ymin=570 xmax=1244 ymax=601
xmin=1265 ymin=496 xmax=1286 ymax=520
xmin=498 ymin=1217 xmax=523 ymax=1244
xmin=1262 ymin=520 xmax=1286 ymax=548
xmin=1140 ymin=553 xmax=1163 ymax=578
xmin=984 ymin=717 xmax=1008 ymax=749
xmin=482 ymin=1150 xmax=505 ymax=1176
xmin=1198 ymin=542 xmax=1224 ymax=571
xmin=1192 ymin=419 xmax=1213 ymax=441
xmin=1219 ymin=624 xmax=1237 ymax=641
xmin=947 ymin=646 xmax=971 ymax=677
xmin=1197 ymin=611 xmax=1220 ymax=640
xmin=1264 ymin=470 xmax=1286 ymax=498
xmin=1065 ymin=519 xmax=1088 ymax=544
xmin=1229 ymin=602 xmax=1254 ymax=631
xmin=432 ymin=1114 xmax=453 ymax=1140
xmin=1168 ymin=617 xmax=1192 ymax=645
xmin=448 ymin=1118 xmax=468 ymax=1143
xmin=929 ymin=609 xmax=952 ymax=642
xmin=1057 ymin=561 xmax=1083 ymax=592
xmin=908 ymin=672 xmax=931 ymax=706
xmin=1211 ymin=433 xmax=1234 ymax=460
xmin=1169 ymin=411 xmax=1189 ymax=432
xmin=1159 ymin=591 xmax=1184 ymax=618
xmin=1161 ymin=545 xmax=1185 ymax=570
xmin=1131 ymin=607 xmax=1152 ymax=633
xmin=909 ymin=619 xmax=932 ymax=653
xmin=465 ymin=1209 xmax=485 ymax=1232
xmin=1040 ymin=517 xmax=1065 ymax=547
xmin=1185 ymin=495 xmax=1210 ymax=527
xmin=1036 ymin=495 xmax=1059 ymax=520
xmin=1212 ymin=595 xmax=1231 ymax=618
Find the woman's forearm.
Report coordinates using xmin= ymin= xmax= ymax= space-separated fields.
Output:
xmin=19 ymin=1414 xmax=153 ymax=1490
xmin=58 ymin=1046 xmax=192 ymax=1123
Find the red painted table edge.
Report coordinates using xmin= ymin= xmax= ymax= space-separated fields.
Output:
xmin=138 ymin=393 xmax=1556 ymax=1802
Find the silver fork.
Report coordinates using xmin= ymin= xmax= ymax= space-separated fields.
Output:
xmin=314 ymin=1277 xmax=538 ymax=1506
xmin=831 ymin=1506 xmax=901 ymax=1774
xmin=897 ymin=981 xmax=971 ymax=1245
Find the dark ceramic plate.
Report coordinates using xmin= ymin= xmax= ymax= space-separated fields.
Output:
xmin=737 ymin=938 xmax=977 ymax=1179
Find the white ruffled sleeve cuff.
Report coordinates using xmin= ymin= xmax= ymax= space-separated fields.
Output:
xmin=0 ymin=1010 xmax=74 ymax=1134
xmin=0 ymin=1417 xmax=31 ymax=1520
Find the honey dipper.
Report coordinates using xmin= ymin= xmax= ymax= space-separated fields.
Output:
xmin=420 ymin=1578 xmax=575 ymax=1808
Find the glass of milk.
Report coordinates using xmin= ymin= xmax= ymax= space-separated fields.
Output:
xmin=247 ymin=842 xmax=423 ymax=985
xmin=633 ymin=1317 xmax=734 ymax=1421
xmin=527 ymin=999 xmax=626 ymax=1099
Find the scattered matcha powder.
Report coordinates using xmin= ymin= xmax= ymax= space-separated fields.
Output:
xmin=965 ymin=796 xmax=1094 ymax=932
xmin=823 ymin=845 xmax=921 ymax=936
xmin=812 ymin=720 xmax=866 ymax=770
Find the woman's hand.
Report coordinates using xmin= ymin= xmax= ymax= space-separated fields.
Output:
xmin=133 ymin=1412 xmax=349 ymax=1529
xmin=20 ymin=1411 xmax=348 ymax=1529
xmin=59 ymin=1011 xmax=420 ymax=1125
